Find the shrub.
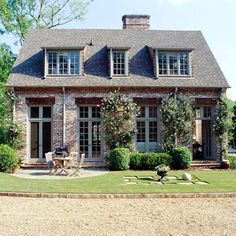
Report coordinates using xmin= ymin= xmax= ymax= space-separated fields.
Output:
xmin=129 ymin=152 xmax=172 ymax=170
xmin=170 ymin=147 xmax=192 ymax=169
xmin=227 ymin=155 xmax=236 ymax=169
xmin=109 ymin=148 xmax=130 ymax=170
xmin=0 ymin=144 xmax=19 ymax=173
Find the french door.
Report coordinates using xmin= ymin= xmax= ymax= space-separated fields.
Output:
xmin=78 ymin=106 xmax=103 ymax=161
xmin=29 ymin=106 xmax=52 ymax=162
xmin=136 ymin=106 xmax=160 ymax=153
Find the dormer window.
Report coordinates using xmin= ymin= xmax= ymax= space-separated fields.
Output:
xmin=109 ymin=48 xmax=129 ymax=77
xmin=158 ymin=52 xmax=190 ymax=76
xmin=46 ymin=50 xmax=81 ymax=76
xmin=113 ymin=51 xmax=126 ymax=75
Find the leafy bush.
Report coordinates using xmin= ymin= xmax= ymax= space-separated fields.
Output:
xmin=227 ymin=155 xmax=236 ymax=169
xmin=130 ymin=152 xmax=172 ymax=170
xmin=109 ymin=148 xmax=130 ymax=170
xmin=0 ymin=144 xmax=19 ymax=173
xmin=101 ymin=92 xmax=139 ymax=151
xmin=170 ymin=147 xmax=192 ymax=169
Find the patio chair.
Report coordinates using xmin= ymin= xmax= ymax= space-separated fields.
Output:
xmin=68 ymin=153 xmax=85 ymax=176
xmin=45 ymin=152 xmax=56 ymax=175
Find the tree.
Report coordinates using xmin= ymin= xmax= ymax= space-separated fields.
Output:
xmin=101 ymin=92 xmax=139 ymax=151
xmin=0 ymin=0 xmax=92 ymax=45
xmin=0 ymin=44 xmax=18 ymax=147
xmin=214 ymin=94 xmax=231 ymax=158
xmin=0 ymin=44 xmax=16 ymax=83
xmin=160 ymin=93 xmax=194 ymax=152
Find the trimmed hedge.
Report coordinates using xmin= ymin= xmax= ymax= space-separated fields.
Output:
xmin=170 ymin=147 xmax=192 ymax=169
xmin=130 ymin=153 xmax=172 ymax=170
xmin=227 ymin=155 xmax=236 ymax=169
xmin=0 ymin=144 xmax=19 ymax=173
xmin=109 ymin=148 xmax=130 ymax=170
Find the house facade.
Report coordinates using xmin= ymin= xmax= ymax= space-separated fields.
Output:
xmin=6 ymin=15 xmax=230 ymax=164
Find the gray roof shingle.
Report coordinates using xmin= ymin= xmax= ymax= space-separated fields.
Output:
xmin=6 ymin=29 xmax=230 ymax=88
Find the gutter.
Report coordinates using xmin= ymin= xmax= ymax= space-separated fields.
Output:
xmin=62 ymin=87 xmax=66 ymax=145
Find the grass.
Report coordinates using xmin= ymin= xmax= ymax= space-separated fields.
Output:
xmin=0 ymin=170 xmax=235 ymax=194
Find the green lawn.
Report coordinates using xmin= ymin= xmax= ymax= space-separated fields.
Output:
xmin=0 ymin=170 xmax=235 ymax=194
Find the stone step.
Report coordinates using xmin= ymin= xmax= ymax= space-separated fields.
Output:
xmin=21 ymin=161 xmax=107 ymax=169
xmin=190 ymin=161 xmax=221 ymax=169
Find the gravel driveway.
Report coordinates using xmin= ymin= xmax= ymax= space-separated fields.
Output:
xmin=0 ymin=196 xmax=235 ymax=236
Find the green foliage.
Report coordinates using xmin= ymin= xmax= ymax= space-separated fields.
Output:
xmin=160 ymin=93 xmax=194 ymax=152
xmin=214 ymin=94 xmax=231 ymax=158
xmin=0 ymin=144 xmax=19 ymax=173
xmin=227 ymin=155 xmax=236 ymax=169
xmin=0 ymin=0 xmax=91 ymax=45
xmin=109 ymin=148 xmax=130 ymax=170
xmin=129 ymin=152 xmax=172 ymax=170
xmin=101 ymin=92 xmax=139 ymax=151
xmin=0 ymin=116 xmax=23 ymax=150
xmin=170 ymin=147 xmax=192 ymax=169
xmin=0 ymin=44 xmax=16 ymax=83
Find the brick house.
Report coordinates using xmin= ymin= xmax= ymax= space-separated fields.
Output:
xmin=6 ymin=15 xmax=230 ymax=164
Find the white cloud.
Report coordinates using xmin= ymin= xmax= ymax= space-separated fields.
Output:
xmin=157 ymin=0 xmax=189 ymax=7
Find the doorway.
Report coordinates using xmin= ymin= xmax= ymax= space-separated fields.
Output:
xmin=192 ymin=107 xmax=214 ymax=160
xmin=29 ymin=106 xmax=52 ymax=162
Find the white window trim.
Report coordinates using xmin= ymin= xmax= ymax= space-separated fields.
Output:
xmin=156 ymin=51 xmax=191 ymax=77
xmin=110 ymin=49 xmax=129 ymax=77
xmin=46 ymin=50 xmax=82 ymax=76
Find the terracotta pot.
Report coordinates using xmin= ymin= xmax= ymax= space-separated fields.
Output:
xmin=221 ymin=160 xmax=230 ymax=169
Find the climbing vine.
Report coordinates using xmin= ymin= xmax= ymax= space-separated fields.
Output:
xmin=160 ymin=93 xmax=194 ymax=152
xmin=214 ymin=94 xmax=231 ymax=158
xmin=101 ymin=91 xmax=139 ymax=151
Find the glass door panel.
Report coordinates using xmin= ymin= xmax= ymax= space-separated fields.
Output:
xmin=203 ymin=120 xmax=212 ymax=159
xmin=92 ymin=122 xmax=101 ymax=158
xmin=30 ymin=122 xmax=39 ymax=159
xmin=78 ymin=106 xmax=102 ymax=161
xmin=29 ymin=106 xmax=52 ymax=162
xmin=79 ymin=121 xmax=89 ymax=158
xmin=42 ymin=122 xmax=51 ymax=159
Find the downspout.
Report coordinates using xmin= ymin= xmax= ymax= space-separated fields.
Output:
xmin=62 ymin=87 xmax=66 ymax=145
xmin=12 ymin=87 xmax=16 ymax=121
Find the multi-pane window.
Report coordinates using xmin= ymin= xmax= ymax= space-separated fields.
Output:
xmin=113 ymin=51 xmax=126 ymax=76
xmin=48 ymin=53 xmax=57 ymax=75
xmin=179 ymin=53 xmax=189 ymax=75
xmin=70 ymin=52 xmax=79 ymax=75
xmin=194 ymin=107 xmax=212 ymax=119
xmin=158 ymin=53 xmax=167 ymax=75
xmin=158 ymin=52 xmax=190 ymax=76
xmin=92 ymin=107 xmax=101 ymax=118
xmin=149 ymin=121 xmax=158 ymax=142
xmin=79 ymin=107 xmax=89 ymax=118
xmin=137 ymin=121 xmax=145 ymax=142
xmin=47 ymin=51 xmax=80 ymax=75
xmin=203 ymin=107 xmax=211 ymax=118
xmin=59 ymin=52 xmax=68 ymax=75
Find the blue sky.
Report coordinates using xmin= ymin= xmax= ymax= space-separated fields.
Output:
xmin=1 ymin=0 xmax=236 ymax=100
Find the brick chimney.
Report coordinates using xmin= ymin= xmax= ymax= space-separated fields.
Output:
xmin=122 ymin=14 xmax=150 ymax=30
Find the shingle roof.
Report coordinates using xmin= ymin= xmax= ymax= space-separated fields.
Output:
xmin=6 ymin=29 xmax=230 ymax=88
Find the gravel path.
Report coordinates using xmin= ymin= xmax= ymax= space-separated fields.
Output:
xmin=0 ymin=197 xmax=235 ymax=236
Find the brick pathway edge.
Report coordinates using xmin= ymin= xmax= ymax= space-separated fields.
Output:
xmin=0 ymin=192 xmax=236 ymax=199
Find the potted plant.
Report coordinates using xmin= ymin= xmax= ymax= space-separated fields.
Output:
xmin=155 ymin=164 xmax=170 ymax=181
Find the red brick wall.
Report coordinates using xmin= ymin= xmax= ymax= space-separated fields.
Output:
xmin=14 ymin=86 xmax=223 ymax=162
